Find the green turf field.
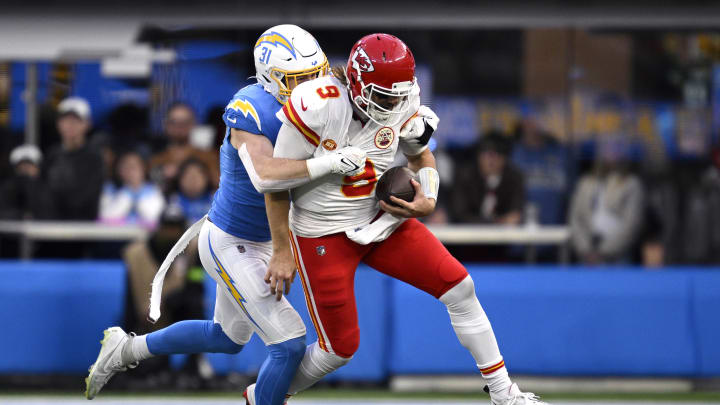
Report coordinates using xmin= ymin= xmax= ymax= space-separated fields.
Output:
xmin=2 ymin=390 xmax=720 ymax=404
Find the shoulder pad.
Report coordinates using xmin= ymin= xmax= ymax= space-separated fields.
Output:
xmin=292 ymin=76 xmax=343 ymax=112
xmin=224 ymin=97 xmax=263 ymax=134
xmin=276 ymin=77 xmax=333 ymax=148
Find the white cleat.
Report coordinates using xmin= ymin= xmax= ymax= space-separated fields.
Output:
xmin=84 ymin=326 xmax=138 ymax=399
xmin=491 ymin=383 xmax=549 ymax=405
xmin=243 ymin=383 xmax=256 ymax=405
xmin=243 ymin=383 xmax=291 ymax=404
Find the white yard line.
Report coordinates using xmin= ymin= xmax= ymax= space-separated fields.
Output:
xmin=2 ymin=399 xmax=720 ymax=405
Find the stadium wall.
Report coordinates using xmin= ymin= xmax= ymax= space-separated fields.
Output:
xmin=0 ymin=260 xmax=718 ymax=379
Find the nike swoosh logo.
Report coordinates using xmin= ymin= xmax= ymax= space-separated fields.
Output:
xmin=227 ymin=117 xmax=237 ymax=124
xmin=301 ymin=98 xmax=308 ymax=111
xmin=340 ymin=158 xmax=360 ymax=171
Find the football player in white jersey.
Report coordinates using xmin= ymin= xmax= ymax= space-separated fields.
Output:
xmin=259 ymin=34 xmax=550 ymax=405
xmin=84 ymin=25 xmax=366 ymax=405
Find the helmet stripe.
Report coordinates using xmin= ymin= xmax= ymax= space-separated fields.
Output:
xmin=255 ymin=31 xmax=296 ymax=59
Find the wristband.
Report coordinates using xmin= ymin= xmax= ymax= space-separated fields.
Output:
xmin=417 ymin=167 xmax=440 ymax=201
xmin=306 ymin=155 xmax=333 ymax=180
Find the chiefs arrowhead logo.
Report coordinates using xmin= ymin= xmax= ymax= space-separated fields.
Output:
xmin=374 ymin=127 xmax=394 ymax=149
xmin=351 ymin=47 xmax=374 ymax=73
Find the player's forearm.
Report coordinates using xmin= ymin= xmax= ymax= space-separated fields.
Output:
xmin=264 ymin=192 xmax=292 ymax=253
xmin=407 ymin=149 xmax=439 ymax=202
xmin=238 ymin=143 xmax=314 ymax=193
xmin=406 ymin=148 xmax=436 ymax=172
xmin=231 ymin=127 xmax=312 ymax=193
xmin=253 ymin=151 xmax=310 ymax=181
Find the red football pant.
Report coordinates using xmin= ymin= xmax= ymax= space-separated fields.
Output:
xmin=289 ymin=218 xmax=468 ymax=358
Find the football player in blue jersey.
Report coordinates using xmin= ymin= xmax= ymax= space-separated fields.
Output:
xmin=85 ymin=25 xmax=366 ymax=405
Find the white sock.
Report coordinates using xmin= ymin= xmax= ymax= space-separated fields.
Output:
xmin=479 ymin=358 xmax=512 ymax=400
xmin=122 ymin=334 xmax=153 ymax=364
xmin=132 ymin=335 xmax=153 ymax=361
xmin=439 ymin=276 xmax=512 ymax=397
xmin=286 ymin=342 xmax=350 ymax=395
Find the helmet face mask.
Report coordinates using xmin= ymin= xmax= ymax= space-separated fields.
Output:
xmin=254 ymin=24 xmax=328 ymax=103
xmin=346 ymin=33 xmax=416 ymax=127
xmin=357 ymin=80 xmax=414 ymax=126
xmin=270 ymin=62 xmax=329 ymax=99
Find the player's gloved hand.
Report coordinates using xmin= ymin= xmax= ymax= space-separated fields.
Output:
xmin=379 ymin=179 xmax=437 ymax=218
xmin=331 ymin=146 xmax=366 ymax=176
xmin=265 ymin=248 xmax=297 ymax=301
xmin=307 ymin=146 xmax=367 ymax=179
xmin=400 ymin=105 xmax=439 ymax=141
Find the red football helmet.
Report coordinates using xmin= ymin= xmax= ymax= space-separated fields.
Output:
xmin=345 ymin=33 xmax=416 ymax=126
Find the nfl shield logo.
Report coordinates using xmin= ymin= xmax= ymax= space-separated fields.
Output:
xmin=316 ymin=246 xmax=326 ymax=256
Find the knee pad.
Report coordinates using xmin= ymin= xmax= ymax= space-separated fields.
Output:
xmin=439 ymin=276 xmax=491 ymax=334
xmin=439 ymin=275 xmax=476 ymax=307
xmin=207 ymin=322 xmax=243 ymax=354
xmin=269 ymin=335 xmax=306 ymax=363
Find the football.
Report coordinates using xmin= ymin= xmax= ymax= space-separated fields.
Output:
xmin=375 ymin=166 xmax=418 ymax=205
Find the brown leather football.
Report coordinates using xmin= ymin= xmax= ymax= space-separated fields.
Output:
xmin=375 ymin=166 xmax=417 ymax=205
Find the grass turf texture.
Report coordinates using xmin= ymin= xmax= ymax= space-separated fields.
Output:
xmin=2 ymin=389 xmax=720 ymax=402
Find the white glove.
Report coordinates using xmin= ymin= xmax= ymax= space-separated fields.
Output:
xmin=400 ymin=105 xmax=439 ymax=140
xmin=332 ymin=146 xmax=367 ymax=175
xmin=306 ymin=146 xmax=367 ymax=179
xmin=400 ymin=106 xmax=439 ymax=157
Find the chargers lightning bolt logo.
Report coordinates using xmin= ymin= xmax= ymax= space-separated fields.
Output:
xmin=254 ymin=31 xmax=296 ymax=59
xmin=207 ymin=235 xmax=265 ymax=334
xmin=227 ymin=99 xmax=262 ymax=131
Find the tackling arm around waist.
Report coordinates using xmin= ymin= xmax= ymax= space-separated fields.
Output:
xmin=232 ymin=127 xmax=314 ymax=193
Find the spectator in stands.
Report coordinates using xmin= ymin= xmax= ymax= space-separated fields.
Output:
xmin=44 ymin=97 xmax=104 ymax=220
xmin=0 ymin=144 xmax=54 ymax=219
xmin=107 ymin=104 xmax=153 ymax=158
xmin=204 ymin=104 xmax=227 ymax=153
xmin=150 ymin=103 xmax=219 ymax=192
xmin=90 ymin=104 xmax=153 ymax=180
xmin=450 ymin=132 xmax=526 ymax=225
xmin=99 ymin=151 xmax=165 ymax=228
xmin=569 ymin=137 xmax=644 ymax=265
xmin=511 ymin=116 xmax=570 ymax=225
xmin=639 ymin=201 xmax=665 ymax=267
xmin=166 ymin=158 xmax=215 ymax=225
xmin=680 ymin=146 xmax=720 ymax=264
xmin=0 ymin=127 xmax=16 ymax=184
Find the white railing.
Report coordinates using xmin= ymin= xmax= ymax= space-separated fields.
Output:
xmin=0 ymin=220 xmax=570 ymax=262
xmin=0 ymin=220 xmax=148 ymax=259
xmin=425 ymin=224 xmax=569 ymax=244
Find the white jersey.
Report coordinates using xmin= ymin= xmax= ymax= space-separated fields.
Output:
xmin=275 ymin=75 xmax=423 ymax=237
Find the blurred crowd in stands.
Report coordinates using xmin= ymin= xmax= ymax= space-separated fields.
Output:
xmin=0 ymin=97 xmax=219 ymax=386
xmin=1 ymin=96 xmax=720 ymax=267
xmin=0 ymin=98 xmax=218 ymax=228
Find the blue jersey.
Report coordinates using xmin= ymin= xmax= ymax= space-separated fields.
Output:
xmin=208 ymin=83 xmax=283 ymax=241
